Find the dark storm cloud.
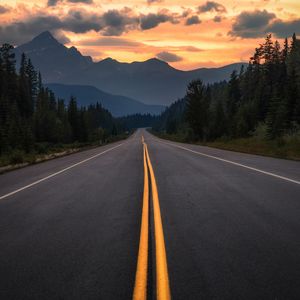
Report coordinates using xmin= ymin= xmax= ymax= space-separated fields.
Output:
xmin=198 ymin=1 xmax=227 ymax=14
xmin=156 ymin=51 xmax=183 ymax=62
xmin=185 ymin=16 xmax=201 ymax=26
xmin=228 ymin=9 xmax=276 ymax=38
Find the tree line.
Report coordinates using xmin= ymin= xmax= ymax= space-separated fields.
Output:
xmin=154 ymin=34 xmax=300 ymax=141
xmin=0 ymin=44 xmax=122 ymax=156
xmin=118 ymin=113 xmax=158 ymax=130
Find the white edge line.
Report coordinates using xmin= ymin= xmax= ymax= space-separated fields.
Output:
xmin=0 ymin=143 xmax=124 ymax=200
xmin=161 ymin=141 xmax=300 ymax=186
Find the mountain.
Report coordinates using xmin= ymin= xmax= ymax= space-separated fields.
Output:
xmin=46 ymin=83 xmax=165 ymax=117
xmin=14 ymin=31 xmax=93 ymax=82
xmin=73 ymin=58 xmax=245 ymax=105
xmin=15 ymin=32 xmax=247 ymax=105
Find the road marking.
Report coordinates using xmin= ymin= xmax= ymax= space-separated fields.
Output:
xmin=161 ymin=141 xmax=300 ymax=186
xmin=145 ymin=143 xmax=171 ymax=300
xmin=0 ymin=143 xmax=124 ymax=200
xmin=133 ymin=142 xmax=149 ymax=300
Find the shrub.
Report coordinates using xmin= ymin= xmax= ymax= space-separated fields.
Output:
xmin=9 ymin=150 xmax=25 ymax=165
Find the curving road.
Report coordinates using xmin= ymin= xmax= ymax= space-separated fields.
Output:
xmin=0 ymin=129 xmax=300 ymax=299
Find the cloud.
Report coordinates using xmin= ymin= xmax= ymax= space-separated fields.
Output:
xmin=47 ymin=0 xmax=61 ymax=6
xmin=185 ymin=16 xmax=201 ymax=26
xmin=156 ymin=51 xmax=183 ymax=62
xmin=267 ymin=19 xmax=300 ymax=38
xmin=182 ymin=8 xmax=192 ymax=18
xmin=140 ymin=11 xmax=177 ymax=30
xmin=0 ymin=15 xmax=63 ymax=44
xmin=0 ymin=5 xmax=10 ymax=14
xmin=0 ymin=9 xmax=104 ymax=44
xmin=63 ymin=9 xmax=103 ymax=33
xmin=229 ymin=9 xmax=276 ymax=38
xmin=53 ymin=31 xmax=71 ymax=44
xmin=48 ymin=0 xmax=93 ymax=6
xmin=198 ymin=1 xmax=227 ymax=14
xmin=147 ymin=0 xmax=163 ymax=4
xmin=101 ymin=9 xmax=139 ymax=36
xmin=181 ymin=46 xmax=203 ymax=52
xmin=79 ymin=37 xmax=142 ymax=47
xmin=213 ymin=15 xmax=222 ymax=22
xmin=0 ymin=6 xmax=184 ymax=44
xmin=68 ymin=0 xmax=93 ymax=3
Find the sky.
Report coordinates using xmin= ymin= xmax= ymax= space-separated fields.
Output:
xmin=0 ymin=0 xmax=299 ymax=70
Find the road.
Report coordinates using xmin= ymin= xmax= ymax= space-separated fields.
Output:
xmin=0 ymin=129 xmax=300 ymax=299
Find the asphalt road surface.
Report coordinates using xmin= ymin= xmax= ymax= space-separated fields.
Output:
xmin=0 ymin=129 xmax=300 ymax=300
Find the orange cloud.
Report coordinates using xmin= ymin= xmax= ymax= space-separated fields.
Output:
xmin=0 ymin=0 xmax=299 ymax=69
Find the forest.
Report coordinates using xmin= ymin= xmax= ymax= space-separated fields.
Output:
xmin=1 ymin=33 xmax=300 ymax=166
xmin=153 ymin=34 xmax=300 ymax=158
xmin=0 ymin=44 xmax=124 ymax=166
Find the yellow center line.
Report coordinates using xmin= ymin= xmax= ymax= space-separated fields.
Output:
xmin=145 ymin=143 xmax=171 ymax=300
xmin=133 ymin=136 xmax=171 ymax=300
xmin=133 ymin=140 xmax=149 ymax=300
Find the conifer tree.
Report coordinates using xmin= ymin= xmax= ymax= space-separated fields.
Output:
xmin=185 ymin=80 xmax=210 ymax=140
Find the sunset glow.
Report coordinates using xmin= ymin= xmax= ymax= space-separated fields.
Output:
xmin=1 ymin=0 xmax=300 ymax=69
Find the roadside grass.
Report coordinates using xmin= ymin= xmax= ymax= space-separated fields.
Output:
xmin=204 ymin=137 xmax=300 ymax=161
xmin=0 ymin=133 xmax=129 ymax=173
xmin=150 ymin=130 xmax=300 ymax=161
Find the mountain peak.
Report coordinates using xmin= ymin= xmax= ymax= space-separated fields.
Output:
xmin=97 ymin=57 xmax=120 ymax=65
xmin=145 ymin=58 xmax=167 ymax=64
xmin=34 ymin=31 xmax=55 ymax=41
xmin=30 ymin=31 xmax=61 ymax=47
xmin=101 ymin=57 xmax=118 ymax=63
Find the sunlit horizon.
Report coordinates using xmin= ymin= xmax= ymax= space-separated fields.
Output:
xmin=0 ymin=0 xmax=300 ymax=70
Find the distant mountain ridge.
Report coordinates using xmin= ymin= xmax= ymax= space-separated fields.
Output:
xmin=14 ymin=31 xmax=93 ymax=82
xmin=45 ymin=83 xmax=165 ymax=117
xmin=15 ymin=31 xmax=247 ymax=106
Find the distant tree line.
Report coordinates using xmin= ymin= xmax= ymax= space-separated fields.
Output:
xmin=0 ymin=44 xmax=122 ymax=155
xmin=118 ymin=113 xmax=158 ymax=130
xmin=154 ymin=34 xmax=300 ymax=141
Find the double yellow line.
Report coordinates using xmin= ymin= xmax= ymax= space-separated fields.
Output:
xmin=133 ymin=137 xmax=171 ymax=300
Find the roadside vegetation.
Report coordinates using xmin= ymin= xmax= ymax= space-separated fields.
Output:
xmin=153 ymin=126 xmax=300 ymax=161
xmin=152 ymin=34 xmax=300 ymax=160
xmin=0 ymin=133 xmax=129 ymax=173
xmin=0 ymin=44 xmax=128 ymax=168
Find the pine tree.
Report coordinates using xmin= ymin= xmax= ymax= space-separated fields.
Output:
xmin=266 ymin=91 xmax=287 ymax=138
xmin=26 ymin=59 xmax=38 ymax=110
xmin=18 ymin=53 xmax=32 ymax=117
xmin=282 ymin=38 xmax=289 ymax=62
xmin=68 ymin=96 xmax=79 ymax=142
xmin=210 ymin=99 xmax=226 ymax=139
xmin=185 ymin=80 xmax=210 ymax=140
xmin=287 ymin=33 xmax=300 ymax=125
xmin=226 ymin=70 xmax=241 ymax=136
